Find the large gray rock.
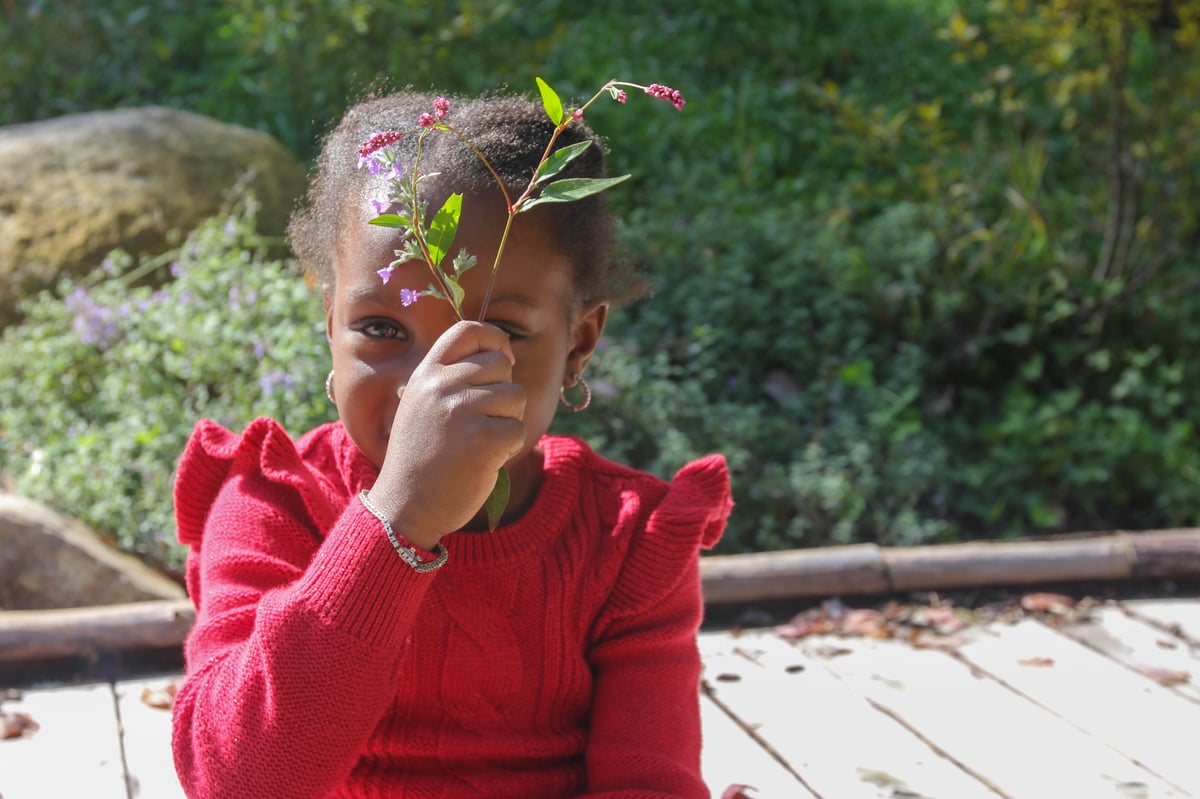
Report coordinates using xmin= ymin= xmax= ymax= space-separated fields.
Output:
xmin=0 ymin=494 xmax=185 ymax=610
xmin=0 ymin=106 xmax=307 ymax=323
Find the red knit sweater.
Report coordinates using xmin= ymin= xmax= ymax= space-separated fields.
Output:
xmin=171 ymin=418 xmax=732 ymax=799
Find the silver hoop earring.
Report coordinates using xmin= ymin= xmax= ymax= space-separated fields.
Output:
xmin=325 ymin=370 xmax=336 ymax=404
xmin=559 ymin=373 xmax=591 ymax=412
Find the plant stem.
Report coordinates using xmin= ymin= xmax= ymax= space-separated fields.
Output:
xmin=476 ymin=81 xmax=617 ymax=319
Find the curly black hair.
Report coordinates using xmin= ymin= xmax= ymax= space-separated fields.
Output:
xmin=288 ymin=89 xmax=647 ymax=308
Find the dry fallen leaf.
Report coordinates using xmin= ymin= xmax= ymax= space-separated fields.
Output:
xmin=140 ymin=676 xmax=185 ymax=711
xmin=1144 ymin=668 xmax=1191 ymax=687
xmin=2 ymin=710 xmax=39 ymax=739
xmin=1017 ymin=656 xmax=1055 ymax=667
xmin=1020 ymin=593 xmax=1076 ymax=613
xmin=841 ymin=608 xmax=889 ymax=638
xmin=721 ymin=784 xmax=758 ymax=799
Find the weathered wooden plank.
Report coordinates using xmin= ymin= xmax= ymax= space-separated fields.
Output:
xmin=1059 ymin=604 xmax=1200 ymax=704
xmin=794 ymin=629 xmax=1188 ymax=798
xmin=113 ymin=675 xmax=187 ymax=799
xmin=699 ymin=631 xmax=998 ymax=799
xmin=0 ymin=682 xmax=127 ymax=799
xmin=699 ymin=690 xmax=817 ymax=799
xmin=957 ymin=618 xmax=1200 ymax=795
xmin=1122 ymin=598 xmax=1200 ymax=643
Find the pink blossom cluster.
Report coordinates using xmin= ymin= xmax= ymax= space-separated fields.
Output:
xmin=420 ymin=96 xmax=452 ymax=129
xmin=645 ymin=83 xmax=685 ymax=111
xmin=357 ymin=130 xmax=404 ymax=164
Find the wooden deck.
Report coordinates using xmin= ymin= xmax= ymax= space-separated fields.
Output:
xmin=2 ymin=595 xmax=1198 ymax=798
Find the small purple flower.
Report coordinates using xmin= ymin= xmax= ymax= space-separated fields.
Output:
xmin=389 ymin=161 xmax=404 ymax=180
xmin=615 ymin=89 xmax=628 ymax=104
xmin=169 ymin=260 xmax=184 ymax=278
xmin=370 ymin=198 xmax=389 ymax=215
xmin=224 ymin=218 xmax=238 ymax=239
xmin=645 ymin=83 xmax=686 ymax=111
xmin=419 ymin=112 xmax=437 ymax=129
xmin=367 ymin=157 xmax=385 ymax=176
xmin=433 ymin=97 xmax=450 ymax=121
xmin=253 ymin=340 xmax=266 ymax=360
xmin=377 ymin=265 xmax=395 ymax=284
xmin=400 ymin=288 xmax=423 ymax=307
xmin=101 ymin=257 xmax=118 ymax=276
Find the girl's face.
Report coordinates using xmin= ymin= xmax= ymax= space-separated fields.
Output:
xmin=325 ymin=193 xmax=606 ymax=514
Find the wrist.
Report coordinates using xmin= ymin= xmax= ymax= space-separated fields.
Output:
xmin=359 ymin=490 xmax=448 ymax=572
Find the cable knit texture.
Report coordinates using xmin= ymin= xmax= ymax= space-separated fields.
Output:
xmin=171 ymin=418 xmax=732 ymax=799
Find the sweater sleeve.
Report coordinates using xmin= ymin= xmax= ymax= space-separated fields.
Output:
xmin=582 ymin=454 xmax=733 ymax=798
xmin=170 ymin=419 xmax=438 ymax=799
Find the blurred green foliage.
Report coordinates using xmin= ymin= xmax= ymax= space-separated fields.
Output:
xmin=1 ymin=0 xmax=1198 ymax=561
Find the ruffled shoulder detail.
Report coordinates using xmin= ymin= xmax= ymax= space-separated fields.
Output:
xmin=645 ymin=454 xmax=733 ymax=552
xmin=601 ymin=453 xmax=732 ymax=618
xmin=174 ymin=418 xmax=342 ymax=547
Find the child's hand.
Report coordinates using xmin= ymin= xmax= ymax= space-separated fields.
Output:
xmin=366 ymin=320 xmax=525 ymax=549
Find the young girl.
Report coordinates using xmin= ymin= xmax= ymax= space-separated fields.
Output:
xmin=171 ymin=87 xmax=732 ymax=799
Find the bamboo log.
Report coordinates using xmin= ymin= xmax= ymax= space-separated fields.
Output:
xmin=699 ymin=544 xmax=888 ymax=604
xmin=1128 ymin=529 xmax=1200 ymax=579
xmin=1 ymin=530 xmax=1198 ymax=664
xmin=699 ymin=529 xmax=1200 ymax=604
xmin=884 ymin=535 xmax=1136 ymax=591
xmin=0 ymin=599 xmax=194 ymax=664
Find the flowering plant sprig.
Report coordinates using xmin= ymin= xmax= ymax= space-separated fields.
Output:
xmin=356 ymin=78 xmax=685 ymax=528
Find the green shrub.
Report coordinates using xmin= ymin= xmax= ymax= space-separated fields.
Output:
xmin=0 ymin=203 xmax=334 ymax=569
xmin=2 ymin=0 xmax=1198 ymax=557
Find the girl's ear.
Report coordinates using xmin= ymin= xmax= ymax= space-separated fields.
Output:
xmin=565 ymin=302 xmax=609 ymax=380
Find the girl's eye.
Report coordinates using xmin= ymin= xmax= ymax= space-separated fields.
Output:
xmin=355 ymin=319 xmax=406 ymax=340
xmin=486 ymin=321 xmax=528 ymax=341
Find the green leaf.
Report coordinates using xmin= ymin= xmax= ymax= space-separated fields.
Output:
xmin=444 ymin=274 xmax=466 ymax=316
xmin=535 ymin=77 xmax=565 ymax=126
xmin=534 ymin=141 xmax=591 ymax=185
xmin=368 ymin=213 xmax=410 ymax=229
xmin=519 ymin=175 xmax=631 ymax=211
xmin=484 ymin=467 xmax=510 ymax=531
xmin=425 ymin=193 xmax=462 ymax=268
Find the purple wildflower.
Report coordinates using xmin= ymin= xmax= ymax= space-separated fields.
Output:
xmin=101 ymin=257 xmax=118 ymax=276
xmin=357 ymin=130 xmax=404 ymax=168
xmin=377 ymin=265 xmax=395 ymax=284
xmin=259 ymin=368 xmax=296 ymax=396
xmin=433 ymin=96 xmax=450 ymax=121
xmin=253 ymin=340 xmax=266 ymax=360
xmin=370 ymin=198 xmax=389 ymax=215
xmin=169 ymin=260 xmax=184 ymax=278
xmin=66 ymin=286 xmax=119 ymax=347
xmin=419 ymin=112 xmax=437 ymax=129
xmin=400 ymin=288 xmax=423 ymax=307
xmin=645 ymin=83 xmax=686 ymax=111
xmin=389 ymin=161 xmax=404 ymax=180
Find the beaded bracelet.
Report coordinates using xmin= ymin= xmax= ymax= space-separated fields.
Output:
xmin=358 ymin=490 xmax=449 ymax=572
